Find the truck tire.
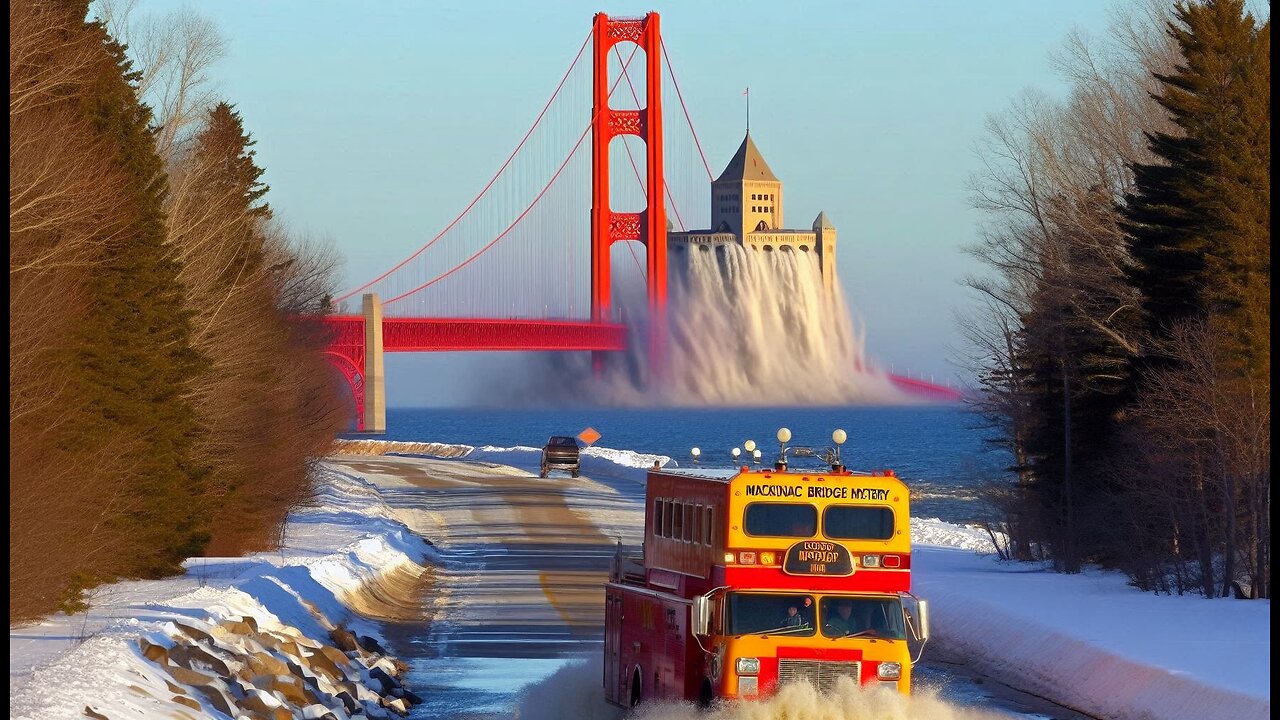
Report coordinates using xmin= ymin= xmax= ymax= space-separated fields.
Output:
xmin=630 ymin=668 xmax=642 ymax=707
xmin=698 ymin=680 xmax=714 ymax=709
xmin=571 ymin=468 xmax=579 ymax=478
xmin=539 ymin=464 xmax=548 ymax=479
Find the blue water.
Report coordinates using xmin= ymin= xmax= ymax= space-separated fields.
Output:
xmin=363 ymin=405 xmax=1009 ymax=525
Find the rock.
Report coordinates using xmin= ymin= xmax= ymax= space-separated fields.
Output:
xmin=164 ymin=679 xmax=186 ymax=695
xmin=267 ymin=675 xmax=312 ymax=707
xmin=83 ymin=707 xmax=110 ymax=719
xmin=245 ymin=651 xmax=290 ymax=677
xmin=167 ymin=666 xmax=217 ymax=687
xmin=299 ymin=705 xmax=341 ymax=720
xmin=384 ymin=697 xmax=411 ymax=716
xmin=335 ymin=689 xmax=360 ymax=714
xmin=218 ymin=619 xmax=255 ymax=637
xmin=241 ymin=688 xmax=288 ymax=717
xmin=357 ymin=634 xmax=387 ymax=655
xmin=368 ymin=666 xmax=399 ymax=695
xmin=319 ymin=644 xmax=350 ymax=670
xmin=192 ymin=683 xmax=237 ymax=717
xmin=172 ymin=695 xmax=201 ymax=711
xmin=139 ymin=638 xmax=169 ymax=665
xmin=371 ymin=657 xmax=400 ymax=678
xmin=401 ymin=687 xmax=424 ymax=705
xmin=258 ymin=631 xmax=304 ymax=660
xmin=173 ymin=621 xmax=215 ymax=646
xmin=169 ymin=643 xmax=233 ymax=677
xmin=302 ymin=647 xmax=344 ymax=682
xmin=330 ymin=627 xmax=360 ymax=653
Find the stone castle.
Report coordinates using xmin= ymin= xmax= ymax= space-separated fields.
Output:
xmin=668 ymin=131 xmax=837 ymax=291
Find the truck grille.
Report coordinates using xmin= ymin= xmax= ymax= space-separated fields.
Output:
xmin=776 ymin=659 xmax=861 ymax=693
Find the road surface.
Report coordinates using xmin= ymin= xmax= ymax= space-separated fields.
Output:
xmin=327 ymin=454 xmax=1093 ymax=719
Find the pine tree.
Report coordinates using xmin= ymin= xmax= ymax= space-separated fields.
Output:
xmin=1119 ymin=0 xmax=1269 ymax=597
xmin=179 ymin=102 xmax=280 ymax=552
xmin=70 ymin=9 xmax=208 ymax=578
xmin=1122 ymin=0 xmax=1270 ymax=374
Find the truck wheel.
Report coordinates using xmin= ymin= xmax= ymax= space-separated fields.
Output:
xmin=539 ymin=465 xmax=548 ymax=479
xmin=571 ymin=469 xmax=579 ymax=478
xmin=698 ymin=680 xmax=714 ymax=709
xmin=630 ymin=668 xmax=642 ymax=707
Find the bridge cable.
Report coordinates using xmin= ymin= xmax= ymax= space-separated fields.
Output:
xmin=660 ymin=38 xmax=714 ymax=182
xmin=384 ymin=46 xmax=645 ymax=307
xmin=336 ymin=31 xmax=592 ymax=304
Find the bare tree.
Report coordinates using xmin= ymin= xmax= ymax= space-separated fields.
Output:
xmin=961 ymin=2 xmax=1179 ymax=571
xmin=93 ymin=0 xmax=226 ymax=159
xmin=1130 ymin=319 xmax=1271 ymax=598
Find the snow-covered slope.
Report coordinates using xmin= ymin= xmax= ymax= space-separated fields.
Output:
xmin=9 ymin=469 xmax=430 ymax=719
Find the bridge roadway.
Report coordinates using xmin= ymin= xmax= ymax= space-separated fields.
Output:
xmin=327 ymin=453 xmax=1084 ymax=719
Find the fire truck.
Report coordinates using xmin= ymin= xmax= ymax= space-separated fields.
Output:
xmin=603 ymin=429 xmax=929 ymax=707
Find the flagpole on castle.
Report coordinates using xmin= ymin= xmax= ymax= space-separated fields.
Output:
xmin=745 ymin=87 xmax=750 ymax=133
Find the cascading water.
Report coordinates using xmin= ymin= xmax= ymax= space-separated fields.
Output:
xmin=657 ymin=242 xmax=898 ymax=404
xmin=514 ymin=242 xmax=901 ymax=406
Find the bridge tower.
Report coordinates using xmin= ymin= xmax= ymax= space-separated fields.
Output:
xmin=591 ymin=12 xmax=667 ymax=377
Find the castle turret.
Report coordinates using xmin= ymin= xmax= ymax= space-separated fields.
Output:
xmin=813 ymin=211 xmax=837 ymax=293
xmin=710 ymin=133 xmax=782 ymax=236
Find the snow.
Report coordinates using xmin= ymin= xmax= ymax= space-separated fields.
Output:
xmin=915 ymin=547 xmax=1270 ymax=720
xmin=8 ymin=468 xmax=429 ymax=719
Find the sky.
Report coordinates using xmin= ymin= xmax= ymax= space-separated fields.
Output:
xmin=111 ymin=0 xmax=1122 ymax=405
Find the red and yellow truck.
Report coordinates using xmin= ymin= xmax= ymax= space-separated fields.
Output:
xmin=603 ymin=434 xmax=929 ymax=707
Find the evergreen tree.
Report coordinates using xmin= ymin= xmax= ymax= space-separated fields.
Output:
xmin=196 ymin=103 xmax=272 ymax=220
xmin=1122 ymin=0 xmax=1270 ymax=375
xmin=1119 ymin=0 xmax=1269 ymax=597
xmin=70 ymin=8 xmax=208 ymax=578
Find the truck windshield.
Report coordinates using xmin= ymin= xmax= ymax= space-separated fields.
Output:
xmin=726 ymin=593 xmax=816 ymax=636
xmin=818 ymin=596 xmax=907 ymax=640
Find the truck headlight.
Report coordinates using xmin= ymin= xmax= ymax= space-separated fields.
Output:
xmin=735 ymin=657 xmax=760 ymax=675
xmin=877 ymin=662 xmax=902 ymax=680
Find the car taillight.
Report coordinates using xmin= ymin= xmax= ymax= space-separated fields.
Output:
xmin=882 ymin=554 xmax=902 ymax=568
xmin=759 ymin=551 xmax=777 ymax=565
xmin=738 ymin=551 xmax=757 ymax=565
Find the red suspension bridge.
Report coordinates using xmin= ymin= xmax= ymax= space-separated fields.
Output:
xmin=322 ymin=13 xmax=960 ymax=432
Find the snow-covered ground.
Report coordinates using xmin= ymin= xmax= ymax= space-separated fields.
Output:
xmin=9 ymin=469 xmax=431 ymax=719
xmin=9 ymin=442 xmax=1271 ymax=720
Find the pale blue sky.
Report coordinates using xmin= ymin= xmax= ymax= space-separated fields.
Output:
xmin=116 ymin=1 xmax=1120 ymax=404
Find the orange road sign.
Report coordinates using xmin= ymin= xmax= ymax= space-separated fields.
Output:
xmin=577 ymin=427 xmax=602 ymax=446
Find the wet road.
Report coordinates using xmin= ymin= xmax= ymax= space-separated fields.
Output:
xmin=327 ymin=455 xmax=1093 ymax=719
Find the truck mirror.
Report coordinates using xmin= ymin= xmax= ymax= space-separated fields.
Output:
xmin=692 ymin=595 xmax=711 ymax=636
xmin=915 ymin=600 xmax=930 ymax=642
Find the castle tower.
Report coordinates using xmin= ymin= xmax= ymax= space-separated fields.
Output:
xmin=710 ymin=133 xmax=782 ymax=237
xmin=812 ymin=211 xmax=837 ymax=293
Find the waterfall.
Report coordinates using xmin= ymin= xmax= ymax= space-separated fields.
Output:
xmin=653 ymin=243 xmax=897 ymax=404
xmin=497 ymin=242 xmax=900 ymax=406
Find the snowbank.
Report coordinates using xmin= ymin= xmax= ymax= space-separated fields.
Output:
xmin=9 ymin=468 xmax=430 ymax=719
xmin=916 ymin=548 xmax=1270 ymax=720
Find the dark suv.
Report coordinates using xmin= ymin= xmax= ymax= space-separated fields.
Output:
xmin=540 ymin=436 xmax=581 ymax=478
